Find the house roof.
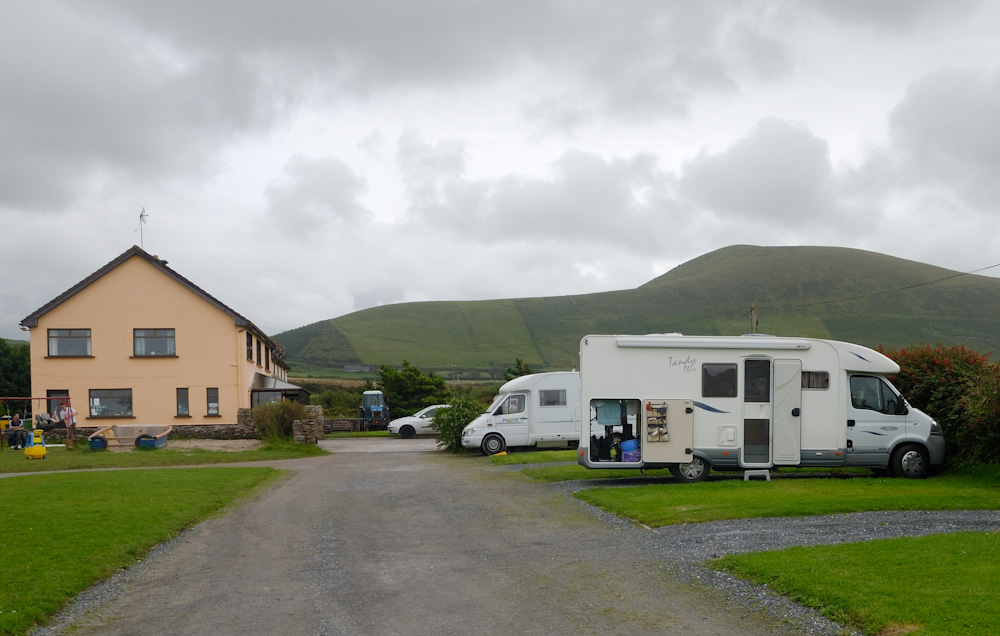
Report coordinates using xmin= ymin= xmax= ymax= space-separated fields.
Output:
xmin=20 ymin=245 xmax=288 ymax=369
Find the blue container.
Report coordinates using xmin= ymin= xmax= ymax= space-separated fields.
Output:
xmin=620 ymin=438 xmax=638 ymax=452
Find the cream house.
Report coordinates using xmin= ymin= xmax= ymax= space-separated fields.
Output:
xmin=20 ymin=246 xmax=306 ymax=432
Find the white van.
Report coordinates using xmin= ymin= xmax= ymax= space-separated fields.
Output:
xmin=578 ymin=334 xmax=945 ymax=481
xmin=462 ymin=372 xmax=580 ymax=455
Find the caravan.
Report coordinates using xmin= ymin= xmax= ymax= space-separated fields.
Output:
xmin=462 ymin=372 xmax=580 ymax=455
xmin=579 ymin=334 xmax=945 ymax=481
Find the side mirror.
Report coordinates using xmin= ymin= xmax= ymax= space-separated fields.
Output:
xmin=891 ymin=397 xmax=907 ymax=416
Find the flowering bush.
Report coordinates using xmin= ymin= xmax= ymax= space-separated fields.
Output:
xmin=880 ymin=344 xmax=1000 ymax=464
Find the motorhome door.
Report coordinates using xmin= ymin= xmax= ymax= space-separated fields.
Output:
xmin=493 ymin=393 xmax=530 ymax=446
xmin=772 ymin=359 xmax=802 ymax=465
xmin=742 ymin=358 xmax=772 ymax=467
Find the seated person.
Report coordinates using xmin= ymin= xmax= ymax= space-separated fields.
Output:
xmin=5 ymin=413 xmax=27 ymax=449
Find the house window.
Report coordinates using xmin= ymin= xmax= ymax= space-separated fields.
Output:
xmin=177 ymin=388 xmax=189 ymax=416
xmin=90 ymin=389 xmax=133 ymax=418
xmin=256 ymin=340 xmax=262 ymax=366
xmin=265 ymin=347 xmax=270 ymax=371
xmin=207 ymin=388 xmax=219 ymax=416
xmin=134 ymin=329 xmax=175 ymax=357
xmin=247 ymin=333 xmax=253 ymax=360
xmin=46 ymin=390 xmax=70 ymax=421
xmin=48 ymin=329 xmax=91 ymax=357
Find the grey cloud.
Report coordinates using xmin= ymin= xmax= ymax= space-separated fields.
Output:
xmin=264 ymin=155 xmax=370 ymax=231
xmin=680 ymin=118 xmax=835 ymax=222
xmin=889 ymin=68 xmax=1000 ymax=206
xmin=804 ymin=0 xmax=978 ymax=32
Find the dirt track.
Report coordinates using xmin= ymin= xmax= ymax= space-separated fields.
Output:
xmin=39 ymin=440 xmax=805 ymax=636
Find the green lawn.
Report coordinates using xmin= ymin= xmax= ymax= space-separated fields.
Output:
xmin=712 ymin=532 xmax=1000 ymax=636
xmin=0 ymin=440 xmax=326 ymax=473
xmin=573 ymin=471 xmax=1000 ymax=526
xmin=0 ymin=468 xmax=282 ymax=636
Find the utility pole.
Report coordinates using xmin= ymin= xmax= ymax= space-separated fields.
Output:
xmin=750 ymin=303 xmax=758 ymax=334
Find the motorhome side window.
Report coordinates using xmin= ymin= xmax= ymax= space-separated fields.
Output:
xmin=497 ymin=394 xmax=525 ymax=415
xmin=851 ymin=376 xmax=892 ymax=413
xmin=802 ymin=371 xmax=830 ymax=389
xmin=539 ymin=389 xmax=566 ymax=407
xmin=702 ymin=363 xmax=737 ymax=397
xmin=744 ymin=359 xmax=770 ymax=403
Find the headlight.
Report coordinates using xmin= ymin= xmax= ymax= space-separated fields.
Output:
xmin=930 ymin=420 xmax=943 ymax=436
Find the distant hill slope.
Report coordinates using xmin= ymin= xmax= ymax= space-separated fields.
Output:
xmin=275 ymin=245 xmax=1000 ymax=378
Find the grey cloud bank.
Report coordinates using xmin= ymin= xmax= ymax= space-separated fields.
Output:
xmin=3 ymin=1 xmax=1000 ymax=340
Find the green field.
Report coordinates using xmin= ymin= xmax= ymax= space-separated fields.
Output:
xmin=275 ymin=245 xmax=1000 ymax=374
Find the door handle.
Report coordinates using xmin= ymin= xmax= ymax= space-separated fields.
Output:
xmin=791 ymin=408 xmax=800 ymax=417
xmin=847 ymin=419 xmax=855 ymax=427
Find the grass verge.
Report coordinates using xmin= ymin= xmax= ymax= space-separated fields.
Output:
xmin=0 ymin=467 xmax=282 ymax=636
xmin=0 ymin=440 xmax=326 ymax=474
xmin=710 ymin=531 xmax=1000 ymax=636
xmin=573 ymin=470 xmax=1000 ymax=526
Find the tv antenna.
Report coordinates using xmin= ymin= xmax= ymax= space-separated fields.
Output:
xmin=136 ymin=208 xmax=149 ymax=249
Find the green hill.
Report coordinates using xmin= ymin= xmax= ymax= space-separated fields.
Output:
xmin=275 ymin=245 xmax=1000 ymax=378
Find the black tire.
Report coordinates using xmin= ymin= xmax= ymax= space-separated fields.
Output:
xmin=400 ymin=425 xmax=415 ymax=439
xmin=889 ymin=444 xmax=930 ymax=479
xmin=135 ymin=433 xmax=155 ymax=448
xmin=669 ymin=457 xmax=710 ymax=483
xmin=90 ymin=434 xmax=108 ymax=450
xmin=481 ymin=434 xmax=506 ymax=456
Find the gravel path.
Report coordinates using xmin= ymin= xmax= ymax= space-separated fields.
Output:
xmin=30 ymin=445 xmax=1000 ymax=636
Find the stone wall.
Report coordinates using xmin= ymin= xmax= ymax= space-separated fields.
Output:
xmin=292 ymin=405 xmax=324 ymax=444
xmin=63 ymin=405 xmax=324 ymax=442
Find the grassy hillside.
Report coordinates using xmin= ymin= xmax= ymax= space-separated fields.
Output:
xmin=276 ymin=245 xmax=1000 ymax=377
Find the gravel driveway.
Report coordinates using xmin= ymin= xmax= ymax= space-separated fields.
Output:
xmin=33 ymin=441 xmax=999 ymax=636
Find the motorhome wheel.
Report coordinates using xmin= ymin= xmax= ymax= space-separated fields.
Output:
xmin=481 ymin=434 xmax=506 ymax=455
xmin=890 ymin=444 xmax=929 ymax=479
xmin=669 ymin=457 xmax=709 ymax=483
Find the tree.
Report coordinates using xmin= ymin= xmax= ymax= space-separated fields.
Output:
xmin=0 ymin=340 xmax=30 ymax=416
xmin=378 ymin=360 xmax=451 ymax=417
xmin=504 ymin=358 xmax=534 ymax=381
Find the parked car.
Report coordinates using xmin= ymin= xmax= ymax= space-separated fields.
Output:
xmin=387 ymin=404 xmax=450 ymax=439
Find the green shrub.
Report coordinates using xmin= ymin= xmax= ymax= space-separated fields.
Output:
xmin=378 ymin=360 xmax=451 ymax=417
xmin=432 ymin=395 xmax=484 ymax=453
xmin=310 ymin=387 xmax=362 ymax=417
xmin=252 ymin=400 xmax=308 ymax=441
xmin=882 ymin=343 xmax=1000 ymax=464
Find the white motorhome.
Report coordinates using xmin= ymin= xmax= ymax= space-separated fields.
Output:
xmin=579 ymin=334 xmax=945 ymax=481
xmin=462 ymin=372 xmax=581 ymax=455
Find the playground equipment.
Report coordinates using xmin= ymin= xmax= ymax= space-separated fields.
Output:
xmin=24 ymin=429 xmax=46 ymax=459
xmin=88 ymin=424 xmax=172 ymax=450
xmin=1 ymin=395 xmax=77 ymax=449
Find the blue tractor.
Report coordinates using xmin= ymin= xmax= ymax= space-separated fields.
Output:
xmin=359 ymin=390 xmax=390 ymax=431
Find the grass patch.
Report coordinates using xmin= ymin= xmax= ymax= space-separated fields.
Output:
xmin=0 ymin=440 xmax=326 ymax=474
xmin=487 ymin=450 xmax=577 ymax=465
xmin=711 ymin=531 xmax=1000 ymax=636
xmin=324 ymin=430 xmax=391 ymax=438
xmin=574 ymin=470 xmax=1000 ymax=527
xmin=0 ymin=468 xmax=281 ymax=635
xmin=522 ymin=463 xmax=673 ymax=483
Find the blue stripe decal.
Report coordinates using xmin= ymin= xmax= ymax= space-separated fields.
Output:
xmin=692 ymin=401 xmax=729 ymax=414
xmin=849 ymin=351 xmax=872 ymax=363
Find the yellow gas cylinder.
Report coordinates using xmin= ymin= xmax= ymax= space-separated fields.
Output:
xmin=24 ymin=429 xmax=47 ymax=460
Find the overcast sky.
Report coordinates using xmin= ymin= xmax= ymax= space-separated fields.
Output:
xmin=4 ymin=1 xmax=1000 ymax=341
